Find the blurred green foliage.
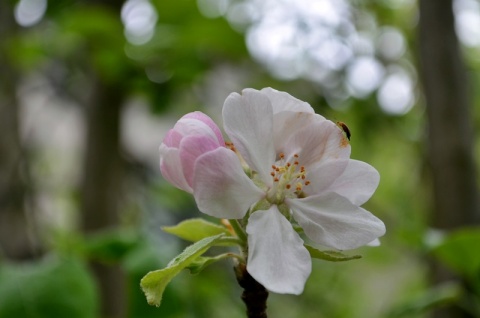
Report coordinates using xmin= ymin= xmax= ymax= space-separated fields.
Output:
xmin=433 ymin=228 xmax=480 ymax=290
xmin=0 ymin=257 xmax=98 ymax=318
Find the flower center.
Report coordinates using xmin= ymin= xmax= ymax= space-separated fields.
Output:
xmin=266 ymin=152 xmax=310 ymax=204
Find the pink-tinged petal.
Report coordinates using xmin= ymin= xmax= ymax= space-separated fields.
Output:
xmin=302 ymin=159 xmax=349 ymax=197
xmin=179 ymin=135 xmax=221 ymax=187
xmin=260 ymin=87 xmax=315 ymax=114
xmin=174 ymin=116 xmax=223 ymax=146
xmin=282 ymin=120 xmax=351 ymax=169
xmin=162 ymin=129 xmax=183 ymax=148
xmin=183 ymin=111 xmax=224 ymax=145
xmin=223 ymin=89 xmax=275 ymax=185
xmin=327 ymin=160 xmax=380 ymax=206
xmin=288 ymin=193 xmax=385 ymax=250
xmin=246 ymin=206 xmax=311 ymax=295
xmin=193 ymin=147 xmax=265 ymax=219
xmin=159 ymin=146 xmax=193 ymax=193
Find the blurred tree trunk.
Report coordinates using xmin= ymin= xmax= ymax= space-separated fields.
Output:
xmin=81 ymin=76 xmax=126 ymax=318
xmin=79 ymin=2 xmax=126 ymax=317
xmin=0 ymin=1 xmax=36 ymax=260
xmin=418 ymin=0 xmax=480 ymax=317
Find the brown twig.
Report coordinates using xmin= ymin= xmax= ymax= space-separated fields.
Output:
xmin=235 ymin=264 xmax=269 ymax=318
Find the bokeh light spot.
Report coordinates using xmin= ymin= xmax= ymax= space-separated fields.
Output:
xmin=346 ymin=56 xmax=384 ymax=97
xmin=14 ymin=0 xmax=47 ymax=27
xmin=121 ymin=0 xmax=158 ymax=45
xmin=454 ymin=0 xmax=480 ymax=47
xmin=376 ymin=27 xmax=406 ymax=60
xmin=377 ymin=70 xmax=414 ymax=115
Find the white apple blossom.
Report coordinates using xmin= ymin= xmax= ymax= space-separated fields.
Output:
xmin=159 ymin=88 xmax=385 ymax=295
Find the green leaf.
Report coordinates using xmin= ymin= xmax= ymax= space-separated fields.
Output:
xmin=432 ymin=227 xmax=480 ymax=280
xmin=186 ymin=253 xmax=237 ymax=275
xmin=140 ymin=234 xmax=226 ymax=307
xmin=305 ymin=245 xmax=362 ymax=262
xmin=162 ymin=218 xmax=231 ymax=242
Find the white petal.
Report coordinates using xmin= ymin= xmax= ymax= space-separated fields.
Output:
xmin=367 ymin=238 xmax=381 ymax=247
xmin=193 ymin=147 xmax=265 ymax=219
xmin=159 ymin=146 xmax=193 ymax=193
xmin=327 ymin=160 xmax=380 ymax=206
xmin=288 ymin=193 xmax=385 ymax=250
xmin=223 ymin=89 xmax=275 ymax=185
xmin=283 ymin=120 xmax=351 ymax=169
xmin=260 ymin=87 xmax=315 ymax=114
xmin=303 ymin=159 xmax=349 ymax=197
xmin=272 ymin=111 xmax=317 ymax=154
xmin=246 ymin=206 xmax=311 ymax=295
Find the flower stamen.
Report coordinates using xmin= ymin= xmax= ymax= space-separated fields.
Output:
xmin=225 ymin=141 xmax=236 ymax=152
xmin=267 ymin=153 xmax=312 ymax=203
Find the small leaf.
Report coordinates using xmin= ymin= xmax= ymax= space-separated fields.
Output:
xmin=305 ymin=245 xmax=361 ymax=262
xmin=162 ymin=218 xmax=232 ymax=242
xmin=186 ymin=253 xmax=237 ymax=275
xmin=140 ymin=234 xmax=226 ymax=307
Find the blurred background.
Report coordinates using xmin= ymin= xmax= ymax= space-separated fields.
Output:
xmin=0 ymin=0 xmax=479 ymax=317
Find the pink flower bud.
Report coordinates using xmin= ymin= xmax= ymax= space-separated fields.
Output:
xmin=159 ymin=111 xmax=224 ymax=193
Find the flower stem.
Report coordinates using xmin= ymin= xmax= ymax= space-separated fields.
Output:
xmin=234 ymin=263 xmax=269 ymax=318
xmin=230 ymin=219 xmax=248 ymax=244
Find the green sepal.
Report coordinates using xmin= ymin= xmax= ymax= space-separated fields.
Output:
xmin=140 ymin=234 xmax=227 ymax=307
xmin=305 ymin=244 xmax=362 ymax=262
xmin=186 ymin=253 xmax=238 ymax=275
xmin=162 ymin=218 xmax=231 ymax=242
